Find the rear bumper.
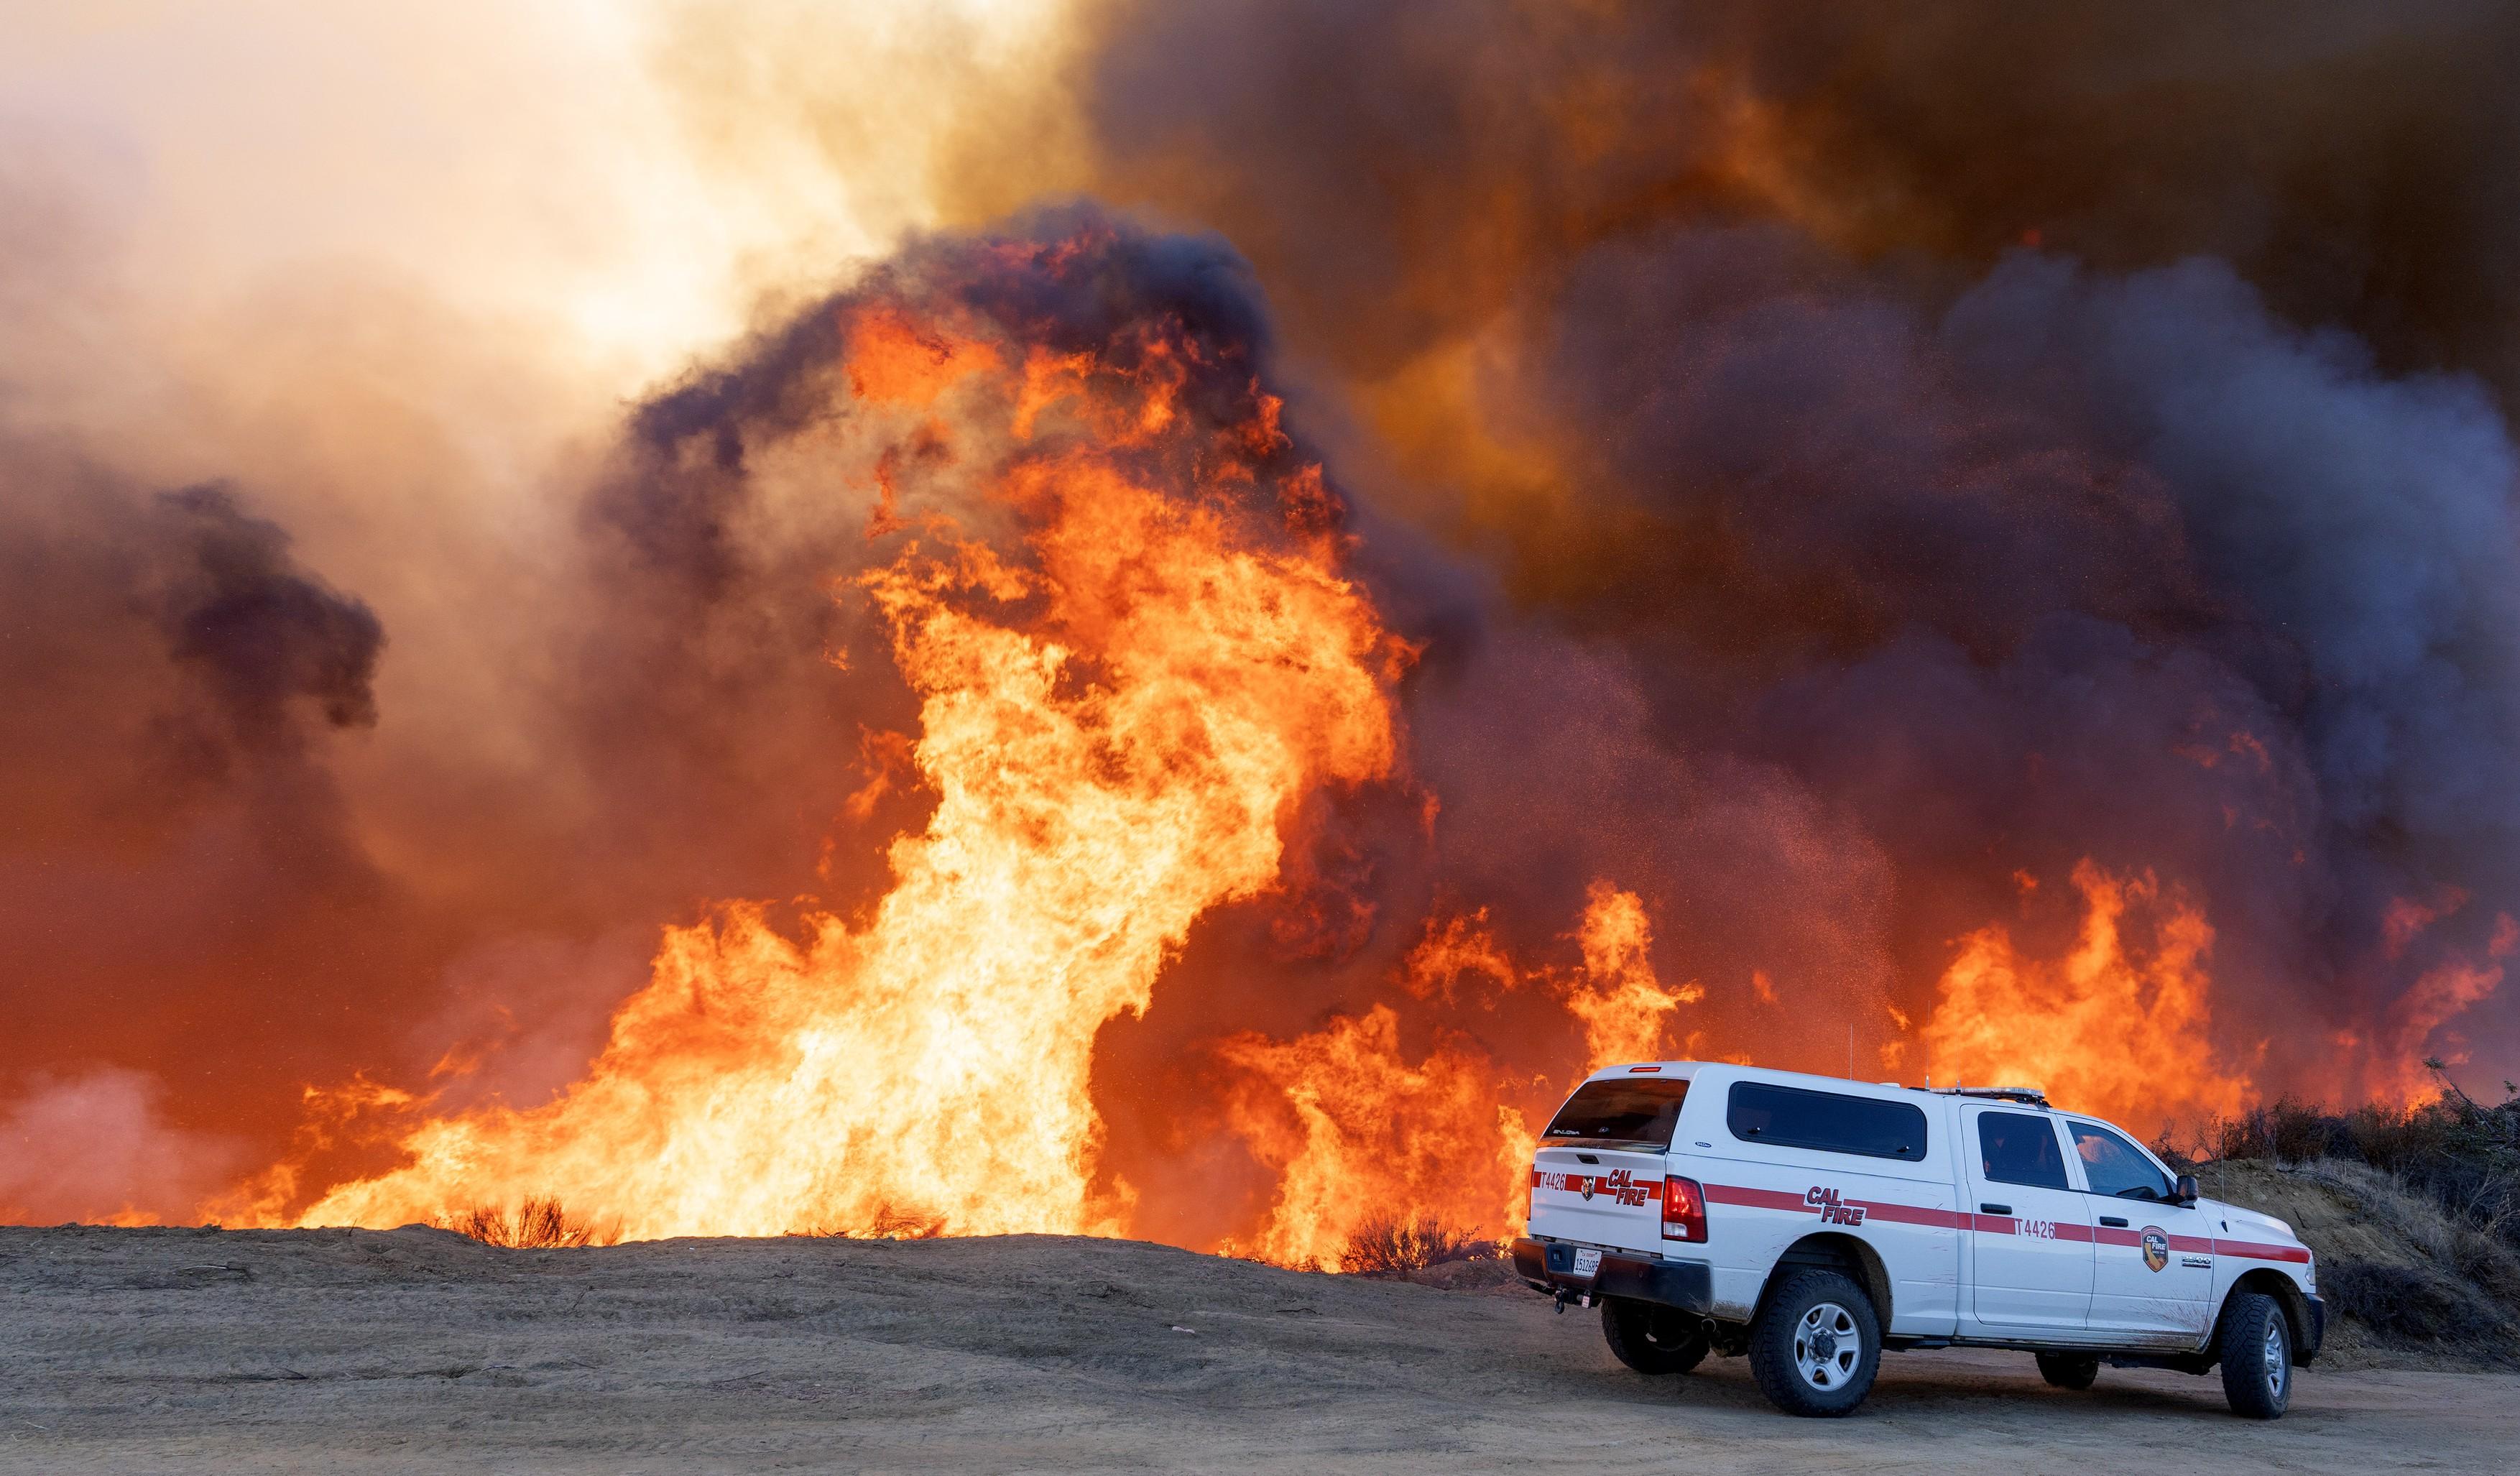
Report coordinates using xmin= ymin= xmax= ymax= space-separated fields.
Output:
xmin=1511 ymin=1236 xmax=1714 ymax=1316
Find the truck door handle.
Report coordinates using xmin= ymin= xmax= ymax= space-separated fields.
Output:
xmin=2099 ymin=1216 xmax=2129 ymax=1228
xmin=1979 ymin=1203 xmax=2011 ymax=1215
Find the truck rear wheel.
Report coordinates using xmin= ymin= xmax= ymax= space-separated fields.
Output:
xmin=2216 ymin=1291 xmax=2292 ymax=1419
xmin=1600 ymin=1298 xmax=1708 ymax=1375
xmin=2035 ymin=1352 xmax=2099 ymax=1390
xmin=1746 ymin=1269 xmax=1880 ymax=1417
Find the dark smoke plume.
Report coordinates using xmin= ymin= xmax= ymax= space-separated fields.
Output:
xmin=1048 ymin=0 xmax=2520 ymax=1093
xmin=1072 ymin=0 xmax=2520 ymax=397
xmin=0 ymin=451 xmax=393 ymax=1219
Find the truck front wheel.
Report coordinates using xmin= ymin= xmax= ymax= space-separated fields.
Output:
xmin=1600 ymin=1298 xmax=1708 ymax=1375
xmin=2216 ymin=1291 xmax=2293 ymax=1419
xmin=1746 ymin=1270 xmax=1881 ymax=1417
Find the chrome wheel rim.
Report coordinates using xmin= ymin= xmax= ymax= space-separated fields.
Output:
xmin=1793 ymin=1301 xmax=1861 ymax=1390
xmin=2261 ymin=1317 xmax=2288 ymax=1400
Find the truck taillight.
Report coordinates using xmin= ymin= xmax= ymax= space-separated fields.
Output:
xmin=1661 ymin=1175 xmax=1706 ymax=1242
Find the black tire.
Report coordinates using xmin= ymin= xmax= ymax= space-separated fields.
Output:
xmin=2216 ymin=1291 xmax=2294 ymax=1419
xmin=1600 ymin=1297 xmax=1709 ymax=1375
xmin=2036 ymin=1352 xmax=2100 ymax=1390
xmin=1746 ymin=1270 xmax=1881 ymax=1417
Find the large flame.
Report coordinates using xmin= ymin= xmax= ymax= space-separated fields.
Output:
xmin=253 ymin=221 xmax=2468 ymax=1258
xmin=1561 ymin=880 xmax=1701 ymax=1067
xmin=1212 ymin=882 xmax=1694 ymax=1266
xmin=1921 ymin=862 xmax=2254 ymax=1132
xmin=297 ymin=233 xmax=1405 ymax=1239
xmin=1218 ymin=1006 xmax=1534 ymax=1268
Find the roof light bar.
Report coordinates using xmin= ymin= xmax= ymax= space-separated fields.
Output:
xmin=1934 ymin=1086 xmax=2050 ymax=1105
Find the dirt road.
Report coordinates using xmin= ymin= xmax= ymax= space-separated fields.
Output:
xmin=3 ymin=1225 xmax=2503 ymax=1473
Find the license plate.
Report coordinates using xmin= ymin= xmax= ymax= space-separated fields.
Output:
xmin=1571 ymin=1247 xmax=1602 ymax=1278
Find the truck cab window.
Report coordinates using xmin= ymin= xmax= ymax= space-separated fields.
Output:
xmin=2069 ymin=1120 xmax=2175 ymax=1200
xmin=1725 ymin=1082 xmax=1926 ymax=1161
xmin=1976 ymin=1110 xmax=2069 ymax=1189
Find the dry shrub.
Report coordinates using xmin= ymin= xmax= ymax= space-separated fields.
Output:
xmin=865 ymin=1204 xmax=945 ymax=1240
xmin=2209 ymin=1070 xmax=2520 ymax=1251
xmin=439 ymin=1196 xmax=620 ymax=1248
xmin=795 ymin=1203 xmax=946 ymax=1240
xmin=1337 ymin=1214 xmax=1494 ymax=1275
xmin=2215 ymin=1097 xmax=2348 ymax=1163
xmin=2322 ymin=1259 xmax=2500 ymax=1342
xmin=2294 ymin=1158 xmax=2520 ymax=1308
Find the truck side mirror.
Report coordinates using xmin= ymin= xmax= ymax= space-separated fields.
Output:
xmin=2174 ymin=1173 xmax=2200 ymax=1207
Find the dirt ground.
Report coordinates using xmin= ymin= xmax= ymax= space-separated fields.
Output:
xmin=4 ymin=1225 xmax=2508 ymax=1474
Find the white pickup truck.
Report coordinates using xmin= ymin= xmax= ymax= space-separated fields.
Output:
xmin=1510 ymin=1061 xmax=2323 ymax=1419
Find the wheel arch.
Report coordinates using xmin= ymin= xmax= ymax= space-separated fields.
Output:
xmin=2217 ymin=1268 xmax=2314 ymax=1361
xmin=1755 ymin=1232 xmax=1893 ymax=1329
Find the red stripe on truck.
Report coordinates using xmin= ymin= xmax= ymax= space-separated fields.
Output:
xmin=1540 ymin=1171 xmax=2309 ymax=1263
xmin=1529 ymin=1168 xmax=1663 ymax=1204
xmin=1701 ymin=1183 xmax=1809 ymax=1213
xmin=1853 ymin=1199 xmax=1965 ymax=1229
xmin=1973 ymin=1214 xmax=2092 ymax=1242
xmin=2094 ymin=1226 xmax=2217 ymax=1254
xmin=2215 ymin=1237 xmax=2311 ymax=1263
xmin=1705 ymin=1181 xmax=1970 ymax=1231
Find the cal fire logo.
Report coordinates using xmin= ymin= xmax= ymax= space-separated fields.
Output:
xmin=2141 ymin=1227 xmax=2171 ymax=1273
xmin=1805 ymin=1185 xmax=1868 ymax=1226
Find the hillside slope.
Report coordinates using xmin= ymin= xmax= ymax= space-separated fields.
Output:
xmin=2198 ymin=1158 xmax=2520 ymax=1369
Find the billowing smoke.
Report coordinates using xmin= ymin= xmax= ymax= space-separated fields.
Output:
xmin=1063 ymin=0 xmax=2520 ymax=395
xmin=1045 ymin=0 xmax=2520 ymax=1103
xmin=1436 ymin=233 xmax=2520 ymax=1094
xmin=0 ymin=452 xmax=387 ymax=1211
xmin=6 ymin=0 xmax=2519 ymax=1231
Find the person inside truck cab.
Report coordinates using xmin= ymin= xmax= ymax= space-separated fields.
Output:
xmin=1977 ymin=1111 xmax=2068 ymax=1186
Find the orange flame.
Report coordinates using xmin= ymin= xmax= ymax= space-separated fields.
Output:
xmin=1560 ymin=880 xmax=1699 ymax=1067
xmin=843 ymin=307 xmax=999 ymax=405
xmin=234 ymin=229 xmax=2360 ymax=1258
xmin=1396 ymin=905 xmax=1518 ymax=1004
xmin=2357 ymin=911 xmax=2516 ymax=1103
xmin=1215 ymin=879 xmax=1698 ymax=1267
xmin=1921 ymin=860 xmax=2253 ymax=1132
xmin=1217 ymin=1005 xmax=1533 ymax=1268
xmin=290 ymin=246 xmax=1405 ymax=1240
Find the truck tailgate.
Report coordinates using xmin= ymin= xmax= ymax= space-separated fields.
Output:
xmin=1529 ymin=1145 xmax=1668 ymax=1256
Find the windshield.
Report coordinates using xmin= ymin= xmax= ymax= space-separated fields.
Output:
xmin=1543 ymin=1077 xmax=1690 ymax=1146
